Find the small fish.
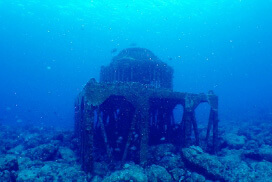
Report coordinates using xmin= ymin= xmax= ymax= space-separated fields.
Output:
xmin=116 ymin=136 xmax=123 ymax=143
xmin=114 ymin=148 xmax=121 ymax=152
xmin=160 ymin=137 xmax=166 ymax=141
xmin=130 ymin=146 xmax=137 ymax=150
xmin=168 ymin=57 xmax=173 ymax=61
xmin=111 ymin=48 xmax=118 ymax=53
xmin=117 ymin=136 xmax=123 ymax=141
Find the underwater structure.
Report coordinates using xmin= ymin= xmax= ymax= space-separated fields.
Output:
xmin=74 ymin=48 xmax=219 ymax=172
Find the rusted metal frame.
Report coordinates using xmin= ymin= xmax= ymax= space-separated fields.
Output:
xmin=77 ymin=96 xmax=85 ymax=167
xmin=164 ymin=103 xmax=177 ymax=139
xmin=80 ymin=101 xmax=87 ymax=170
xmin=206 ymin=92 xmax=219 ymax=153
xmin=206 ymin=109 xmax=213 ymax=142
xmin=212 ymin=109 xmax=219 ymax=153
xmin=191 ymin=113 xmax=199 ymax=146
xmin=83 ymin=104 xmax=95 ymax=172
xmin=165 ymin=108 xmax=172 ymax=133
xmin=97 ymin=107 xmax=112 ymax=160
xmin=170 ymin=110 xmax=175 ymax=126
xmin=122 ymin=109 xmax=138 ymax=162
xmin=157 ymin=107 xmax=164 ymax=134
xmin=181 ymin=109 xmax=193 ymax=147
xmin=79 ymin=102 xmax=85 ymax=170
xmin=139 ymin=102 xmax=150 ymax=165
xmin=181 ymin=94 xmax=202 ymax=147
xmin=74 ymin=100 xmax=80 ymax=138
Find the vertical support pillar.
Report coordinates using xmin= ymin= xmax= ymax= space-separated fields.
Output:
xmin=212 ymin=109 xmax=219 ymax=153
xmin=122 ymin=110 xmax=137 ymax=162
xmin=192 ymin=113 xmax=199 ymax=146
xmin=181 ymin=109 xmax=194 ymax=147
xmin=206 ymin=110 xmax=213 ymax=142
xmin=181 ymin=95 xmax=199 ymax=147
xmin=207 ymin=91 xmax=219 ymax=153
xmin=79 ymin=104 xmax=85 ymax=169
xmin=97 ymin=108 xmax=112 ymax=160
xmin=83 ymin=104 xmax=94 ymax=172
xmin=74 ymin=101 xmax=80 ymax=138
xmin=139 ymin=102 xmax=149 ymax=165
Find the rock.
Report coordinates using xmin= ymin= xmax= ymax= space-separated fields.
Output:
xmin=244 ymin=145 xmax=272 ymax=162
xmin=181 ymin=146 xmax=226 ymax=181
xmin=39 ymin=164 xmax=54 ymax=177
xmin=0 ymin=170 xmax=12 ymax=182
xmin=250 ymin=161 xmax=272 ymax=181
xmin=17 ymin=162 xmax=87 ymax=182
xmin=94 ymin=162 xmax=110 ymax=176
xmin=24 ymin=133 xmax=43 ymax=149
xmin=243 ymin=150 xmax=263 ymax=161
xmin=222 ymin=133 xmax=246 ymax=149
xmin=190 ymin=172 xmax=206 ymax=182
xmin=53 ymin=133 xmax=65 ymax=142
xmin=149 ymin=144 xmax=176 ymax=162
xmin=59 ymin=147 xmax=77 ymax=163
xmin=102 ymin=165 xmax=147 ymax=182
xmin=18 ymin=157 xmax=43 ymax=170
xmin=91 ymin=175 xmax=103 ymax=182
xmin=7 ymin=144 xmax=24 ymax=155
xmin=0 ymin=154 xmax=19 ymax=171
xmin=146 ymin=165 xmax=172 ymax=182
xmin=158 ymin=154 xmax=184 ymax=170
xmin=220 ymin=153 xmax=253 ymax=181
xmin=262 ymin=134 xmax=272 ymax=146
xmin=25 ymin=143 xmax=59 ymax=161
xmin=258 ymin=145 xmax=272 ymax=162
xmin=4 ymin=120 xmax=272 ymax=182
xmin=169 ymin=168 xmax=186 ymax=181
xmin=244 ymin=140 xmax=259 ymax=150
xmin=17 ymin=168 xmax=40 ymax=182
xmin=238 ymin=126 xmax=261 ymax=141
xmin=2 ymin=139 xmax=20 ymax=151
xmin=56 ymin=164 xmax=87 ymax=182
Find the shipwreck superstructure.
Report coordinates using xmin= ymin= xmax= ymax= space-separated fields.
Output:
xmin=74 ymin=48 xmax=219 ymax=172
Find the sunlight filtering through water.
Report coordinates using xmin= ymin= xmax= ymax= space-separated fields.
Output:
xmin=0 ymin=0 xmax=271 ymax=127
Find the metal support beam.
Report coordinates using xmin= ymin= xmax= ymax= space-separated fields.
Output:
xmin=81 ymin=104 xmax=95 ymax=172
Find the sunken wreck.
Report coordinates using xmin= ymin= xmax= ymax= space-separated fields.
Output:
xmin=74 ymin=48 xmax=219 ymax=172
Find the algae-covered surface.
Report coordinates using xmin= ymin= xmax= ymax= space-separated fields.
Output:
xmin=1 ymin=120 xmax=272 ymax=181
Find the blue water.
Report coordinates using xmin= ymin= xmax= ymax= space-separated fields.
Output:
xmin=0 ymin=0 xmax=271 ymax=129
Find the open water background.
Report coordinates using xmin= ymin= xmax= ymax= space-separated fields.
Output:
xmin=0 ymin=0 xmax=271 ymax=129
